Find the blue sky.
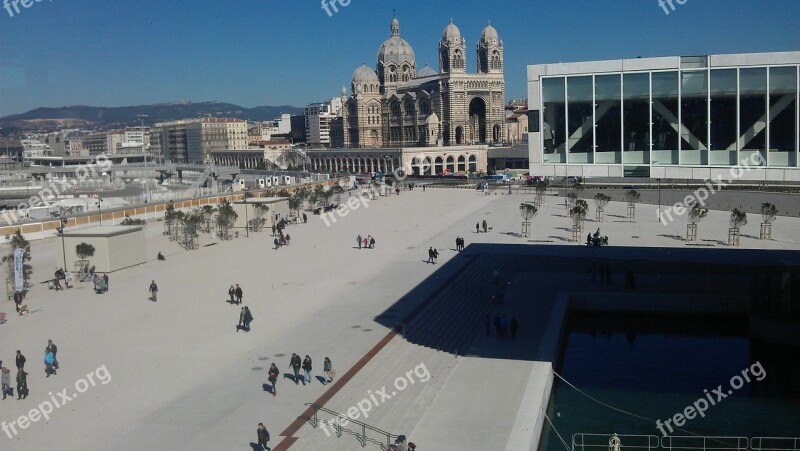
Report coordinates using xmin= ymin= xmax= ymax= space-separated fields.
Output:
xmin=0 ymin=0 xmax=798 ymax=116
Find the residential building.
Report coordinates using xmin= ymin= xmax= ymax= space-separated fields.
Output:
xmin=305 ymin=99 xmax=343 ymax=147
xmin=153 ymin=117 xmax=247 ymax=163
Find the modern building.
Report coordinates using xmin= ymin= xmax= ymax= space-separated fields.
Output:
xmin=339 ymin=17 xmax=506 ymax=149
xmin=527 ymin=51 xmax=800 ymax=181
xmin=305 ymin=99 xmax=343 ymax=147
xmin=153 ymin=117 xmax=248 ymax=163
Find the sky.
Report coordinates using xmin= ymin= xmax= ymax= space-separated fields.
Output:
xmin=0 ymin=0 xmax=798 ymax=117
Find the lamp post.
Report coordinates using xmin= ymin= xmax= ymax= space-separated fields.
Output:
xmin=56 ymin=217 xmax=68 ymax=269
xmin=656 ymin=178 xmax=662 ymax=223
xmin=137 ymin=114 xmax=150 ymax=202
xmin=96 ymin=199 xmax=103 ymax=225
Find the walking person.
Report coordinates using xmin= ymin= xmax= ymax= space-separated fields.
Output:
xmin=455 ymin=237 xmax=460 ymax=251
xmin=15 ymin=350 xmax=25 ymax=371
xmin=363 ymin=237 xmax=369 ymax=249
xmin=482 ymin=219 xmax=488 ymax=233
xmin=357 ymin=234 xmax=362 ymax=249
xmin=16 ymin=368 xmax=27 ymax=400
xmin=290 ymin=353 xmax=302 ymax=385
xmin=13 ymin=290 xmax=22 ymax=313
xmin=46 ymin=339 xmax=58 ymax=370
xmin=228 ymin=285 xmax=235 ymax=303
xmin=243 ymin=306 xmax=253 ymax=331
xmin=432 ymin=248 xmax=439 ymax=265
xmin=426 ymin=247 xmax=434 ymax=264
xmin=235 ymin=284 xmax=243 ymax=304
xmin=510 ymin=316 xmax=519 ymax=340
xmin=257 ymin=423 xmax=271 ymax=451
xmin=149 ymin=280 xmax=158 ymax=302
xmin=268 ymin=363 xmax=280 ymax=396
xmin=369 ymin=236 xmax=375 ymax=249
xmin=103 ymin=273 xmax=109 ymax=291
xmin=1 ymin=366 xmax=11 ymax=399
xmin=476 ymin=222 xmax=480 ymax=234
xmin=44 ymin=349 xmax=55 ymax=377
xmin=323 ymin=357 xmax=335 ymax=384
xmin=302 ymin=355 xmax=312 ymax=386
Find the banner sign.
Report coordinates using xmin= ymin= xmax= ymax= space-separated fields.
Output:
xmin=14 ymin=248 xmax=25 ymax=292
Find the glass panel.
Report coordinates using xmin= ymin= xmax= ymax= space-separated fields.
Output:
xmin=709 ymin=69 xmax=738 ymax=165
xmin=623 ymin=73 xmax=650 ymax=164
xmin=652 ymin=71 xmax=679 ymax=164
xmin=768 ymin=66 xmax=797 ymax=167
xmin=680 ymin=71 xmax=708 ymax=165
xmin=542 ymin=77 xmax=566 ymax=163
xmin=567 ymin=76 xmax=593 ymax=163
xmin=739 ymin=67 xmax=767 ymax=166
xmin=595 ymin=74 xmax=621 ymax=164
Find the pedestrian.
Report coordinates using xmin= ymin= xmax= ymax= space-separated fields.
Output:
xmin=257 ymin=423 xmax=271 ymax=450
xmin=366 ymin=235 xmax=372 ymax=249
xmin=476 ymin=222 xmax=480 ymax=233
xmin=237 ymin=307 xmax=247 ymax=332
xmin=455 ymin=237 xmax=460 ymax=251
xmin=228 ymin=285 xmax=236 ymax=304
xmin=369 ymin=236 xmax=375 ymax=249
xmin=363 ymin=237 xmax=369 ymax=248
xmin=235 ymin=284 xmax=243 ymax=304
xmin=510 ymin=316 xmax=519 ymax=340
xmin=103 ymin=273 xmax=109 ymax=291
xmin=16 ymin=369 xmax=27 ymax=400
xmin=302 ymin=355 xmax=312 ymax=386
xmin=149 ymin=280 xmax=158 ymax=302
xmin=427 ymin=247 xmax=434 ymax=264
xmin=274 ymin=237 xmax=281 ymax=250
xmin=357 ymin=234 xmax=362 ymax=249
xmin=303 ymin=213 xmax=307 ymax=223
xmin=493 ymin=314 xmax=501 ymax=337
xmin=13 ymin=290 xmax=22 ymax=313
xmin=423 ymin=185 xmax=426 ymax=192
xmin=46 ymin=339 xmax=58 ymax=370
xmin=271 ymin=224 xmax=276 ymax=236
xmin=268 ymin=363 xmax=280 ymax=396
xmin=93 ymin=273 xmax=101 ymax=292
xmin=290 ymin=353 xmax=302 ymax=385
xmin=323 ymin=357 xmax=335 ymax=384
xmin=408 ymin=442 xmax=417 ymax=451
xmin=432 ymin=248 xmax=439 ymax=264
xmin=482 ymin=219 xmax=488 ymax=233
xmin=243 ymin=306 xmax=253 ymax=331
xmin=15 ymin=350 xmax=25 ymax=371
xmin=1 ymin=366 xmax=11 ymax=399
xmin=484 ymin=312 xmax=491 ymax=335
xmin=44 ymin=349 xmax=55 ymax=377
xmin=285 ymin=234 xmax=291 ymax=245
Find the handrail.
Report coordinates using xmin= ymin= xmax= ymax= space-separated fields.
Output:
xmin=751 ymin=438 xmax=800 ymax=451
xmin=571 ymin=434 xmax=800 ymax=451
xmin=303 ymin=403 xmax=399 ymax=449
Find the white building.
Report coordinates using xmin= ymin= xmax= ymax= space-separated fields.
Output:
xmin=305 ymin=99 xmax=343 ymax=147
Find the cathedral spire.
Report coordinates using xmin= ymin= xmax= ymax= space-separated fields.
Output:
xmin=391 ymin=15 xmax=400 ymax=36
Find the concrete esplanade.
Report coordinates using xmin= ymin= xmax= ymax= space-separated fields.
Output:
xmin=0 ymin=183 xmax=798 ymax=450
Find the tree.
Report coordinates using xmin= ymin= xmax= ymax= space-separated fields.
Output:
xmin=288 ymin=196 xmax=301 ymax=217
xmin=329 ymin=185 xmax=345 ymax=204
xmin=761 ymin=203 xmax=778 ymax=224
xmin=519 ymin=202 xmax=538 ymax=238
xmin=566 ymin=191 xmax=578 ymax=211
xmin=215 ymin=199 xmax=238 ymax=240
xmin=569 ymin=199 xmax=588 ymax=241
xmin=730 ymin=208 xmax=747 ymax=229
xmin=686 ymin=203 xmax=708 ymax=241
xmin=624 ymin=190 xmax=640 ymax=219
xmin=276 ymin=189 xmax=290 ymax=198
xmin=534 ymin=181 xmax=547 ymax=206
xmin=164 ymin=201 xmax=178 ymax=235
xmin=201 ymin=205 xmax=216 ymax=233
xmin=120 ymin=216 xmax=146 ymax=226
xmin=75 ymin=242 xmax=95 ymax=261
xmin=594 ymin=193 xmax=611 ymax=222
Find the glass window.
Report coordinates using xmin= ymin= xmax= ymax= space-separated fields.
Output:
xmin=595 ymin=74 xmax=621 ymax=164
xmin=542 ymin=77 xmax=566 ymax=163
xmin=709 ymin=69 xmax=738 ymax=165
xmin=623 ymin=73 xmax=650 ymax=164
xmin=528 ymin=110 xmax=540 ymax=133
xmin=739 ymin=68 xmax=767 ymax=159
xmin=680 ymin=71 xmax=708 ymax=155
xmin=652 ymin=71 xmax=679 ymax=164
xmin=768 ymin=66 xmax=797 ymax=167
xmin=567 ymin=76 xmax=593 ymax=159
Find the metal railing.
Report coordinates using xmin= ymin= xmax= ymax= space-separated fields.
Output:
xmin=303 ymin=403 xmax=399 ymax=450
xmin=751 ymin=438 xmax=800 ymax=451
xmin=572 ymin=435 xmax=800 ymax=451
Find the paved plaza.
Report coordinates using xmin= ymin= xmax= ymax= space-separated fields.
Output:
xmin=1 ymin=186 xmax=799 ymax=450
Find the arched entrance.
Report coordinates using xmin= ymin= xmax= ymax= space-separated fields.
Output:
xmin=468 ymin=155 xmax=477 ymax=173
xmin=492 ymin=124 xmax=502 ymax=143
xmin=446 ymin=155 xmax=455 ymax=173
xmin=455 ymin=127 xmax=464 ymax=145
xmin=434 ymin=156 xmax=444 ymax=175
xmin=468 ymin=97 xmax=487 ymax=144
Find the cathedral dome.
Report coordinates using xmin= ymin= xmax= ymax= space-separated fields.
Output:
xmin=442 ymin=20 xmax=462 ymax=43
xmin=377 ymin=17 xmax=415 ymax=67
xmin=352 ymin=64 xmax=379 ymax=85
xmin=417 ymin=66 xmax=437 ymax=78
xmin=480 ymin=22 xmax=500 ymax=45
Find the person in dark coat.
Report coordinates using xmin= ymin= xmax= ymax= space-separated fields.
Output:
xmin=290 ymin=353 xmax=302 ymax=385
xmin=15 ymin=350 xmax=25 ymax=371
xmin=228 ymin=285 xmax=236 ymax=303
xmin=103 ymin=273 xmax=109 ymax=291
xmin=510 ymin=317 xmax=519 ymax=340
xmin=476 ymin=222 xmax=480 ymax=233
xmin=302 ymin=355 xmax=312 ymax=386
xmin=243 ymin=306 xmax=253 ymax=331
xmin=257 ymin=423 xmax=270 ymax=450
xmin=16 ymin=369 xmax=27 ymax=399
xmin=268 ymin=363 xmax=280 ymax=396
xmin=13 ymin=290 xmax=23 ymax=312
xmin=149 ymin=280 xmax=158 ymax=302
xmin=235 ymin=284 xmax=243 ymax=304
xmin=482 ymin=219 xmax=488 ymax=233
xmin=426 ymin=247 xmax=434 ymax=264
xmin=47 ymin=340 xmax=58 ymax=369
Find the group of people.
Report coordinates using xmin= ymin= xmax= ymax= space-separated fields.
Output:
xmin=53 ymin=268 xmax=70 ymax=290
xmin=356 ymin=234 xmax=376 ymax=249
xmin=93 ymin=272 xmax=109 ymax=294
xmin=486 ymin=313 xmax=520 ymax=340
xmin=227 ymin=284 xmax=244 ymax=304
xmin=426 ymin=247 xmax=439 ymax=264
xmin=586 ymin=228 xmax=609 ymax=247
xmin=476 ymin=219 xmax=489 ymax=233
xmin=273 ymin=354 xmax=335 ymax=391
xmin=1 ymin=341 xmax=58 ymax=401
xmin=454 ymin=236 xmax=466 ymax=251
xmin=274 ymin=233 xmax=291 ymax=249
xmin=237 ymin=306 xmax=254 ymax=332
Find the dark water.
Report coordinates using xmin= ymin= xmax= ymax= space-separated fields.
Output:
xmin=539 ymin=313 xmax=800 ymax=451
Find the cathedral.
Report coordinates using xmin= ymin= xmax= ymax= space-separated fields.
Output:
xmin=339 ymin=17 xmax=506 ymax=149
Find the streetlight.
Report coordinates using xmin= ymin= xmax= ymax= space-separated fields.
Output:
xmin=96 ymin=199 xmax=103 ymax=225
xmin=656 ymin=178 xmax=662 ymax=223
xmin=56 ymin=217 xmax=68 ymax=269
xmin=137 ymin=114 xmax=150 ymax=202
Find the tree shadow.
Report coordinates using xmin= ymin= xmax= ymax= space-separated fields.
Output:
xmin=501 ymin=232 xmax=522 ymax=238
xmin=658 ymin=234 xmax=685 ymax=242
xmin=548 ymin=236 xmax=572 ymax=242
xmin=608 ymin=214 xmax=626 ymax=219
xmin=741 ymin=234 xmax=759 ymax=240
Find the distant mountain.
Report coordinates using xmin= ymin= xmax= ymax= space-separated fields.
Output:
xmin=0 ymin=101 xmax=303 ymax=133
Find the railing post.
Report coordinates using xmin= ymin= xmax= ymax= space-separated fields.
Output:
xmin=361 ymin=423 xmax=367 ymax=447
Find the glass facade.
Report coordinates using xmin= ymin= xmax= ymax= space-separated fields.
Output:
xmin=539 ymin=64 xmax=800 ymax=170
